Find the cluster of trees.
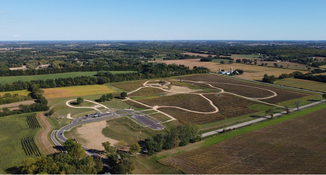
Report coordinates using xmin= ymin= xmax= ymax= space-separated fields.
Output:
xmin=200 ymin=57 xmax=213 ymax=62
xmin=0 ymin=76 xmax=105 ymax=92
xmin=263 ymin=69 xmax=326 ymax=84
xmin=0 ymin=93 xmax=31 ymax=105
xmin=97 ymin=93 xmax=113 ymax=102
xmin=0 ymin=84 xmax=49 ymax=117
xmin=145 ymin=124 xmax=201 ymax=155
xmin=19 ymin=139 xmax=103 ymax=174
xmin=295 ymin=73 xmax=326 ymax=83
xmin=102 ymin=141 xmax=139 ymax=174
xmin=76 ymin=97 xmax=84 ymax=105
xmin=97 ymin=63 xmax=210 ymax=81
xmin=262 ymin=74 xmax=277 ymax=84
xmin=120 ymin=92 xmax=127 ymax=99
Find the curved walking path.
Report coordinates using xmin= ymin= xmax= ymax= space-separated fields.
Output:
xmin=125 ymin=78 xmax=283 ymax=121
xmin=66 ymin=99 xmax=112 ymax=113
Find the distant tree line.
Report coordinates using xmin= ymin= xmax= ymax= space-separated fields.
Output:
xmin=145 ymin=124 xmax=201 ymax=155
xmin=0 ymin=63 xmax=209 ymax=93
xmin=262 ymin=69 xmax=326 ymax=84
xmin=0 ymin=84 xmax=49 ymax=117
xmin=0 ymin=65 xmax=138 ymax=76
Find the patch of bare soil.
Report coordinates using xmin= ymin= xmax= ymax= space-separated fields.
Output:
xmin=0 ymin=100 xmax=35 ymax=108
xmin=168 ymin=85 xmax=200 ymax=95
xmin=76 ymin=121 xmax=119 ymax=150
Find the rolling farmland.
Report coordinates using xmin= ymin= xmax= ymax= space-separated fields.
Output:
xmin=0 ymin=113 xmax=41 ymax=173
xmin=160 ymin=105 xmax=326 ymax=174
xmin=43 ymin=85 xmax=116 ymax=99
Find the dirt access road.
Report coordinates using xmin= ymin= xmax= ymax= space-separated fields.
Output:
xmin=36 ymin=113 xmax=57 ymax=154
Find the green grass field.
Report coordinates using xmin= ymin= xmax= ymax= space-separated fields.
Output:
xmin=232 ymin=54 xmax=262 ymax=59
xmin=0 ymin=71 xmax=137 ymax=84
xmin=0 ymin=113 xmax=41 ymax=173
xmin=275 ymin=78 xmax=326 ymax=93
xmin=102 ymin=118 xmax=158 ymax=145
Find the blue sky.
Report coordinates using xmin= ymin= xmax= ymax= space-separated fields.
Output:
xmin=0 ymin=0 xmax=325 ymax=40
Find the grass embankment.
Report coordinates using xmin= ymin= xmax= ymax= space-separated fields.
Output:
xmin=102 ymin=118 xmax=159 ymax=145
xmin=0 ymin=113 xmax=41 ymax=173
xmin=0 ymin=71 xmax=137 ymax=84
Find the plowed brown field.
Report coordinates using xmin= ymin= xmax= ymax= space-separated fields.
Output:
xmin=180 ymin=74 xmax=308 ymax=104
xmin=203 ymin=93 xmax=259 ymax=118
xmin=160 ymin=108 xmax=326 ymax=174
xmin=137 ymin=94 xmax=216 ymax=112
xmin=159 ymin=108 xmax=223 ymax=124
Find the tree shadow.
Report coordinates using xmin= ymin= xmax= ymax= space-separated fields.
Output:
xmin=308 ymin=99 xmax=319 ymax=102
xmin=87 ymin=149 xmax=106 ymax=155
xmin=53 ymin=145 xmax=65 ymax=152
xmin=250 ymin=115 xmax=261 ymax=118
xmin=5 ymin=166 xmax=21 ymax=174
xmin=69 ymin=102 xmax=79 ymax=105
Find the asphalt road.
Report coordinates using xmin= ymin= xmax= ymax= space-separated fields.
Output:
xmin=51 ymin=108 xmax=164 ymax=155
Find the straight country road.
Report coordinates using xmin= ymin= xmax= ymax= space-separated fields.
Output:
xmin=202 ymin=99 xmax=326 ymax=137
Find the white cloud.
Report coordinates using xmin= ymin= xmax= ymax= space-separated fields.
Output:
xmin=0 ymin=11 xmax=5 ymax=14
xmin=12 ymin=34 xmax=19 ymax=37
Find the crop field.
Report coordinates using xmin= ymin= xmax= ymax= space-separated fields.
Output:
xmin=210 ymin=82 xmax=274 ymax=98
xmin=179 ymin=74 xmax=309 ymax=104
xmin=160 ymin=106 xmax=326 ymax=174
xmin=21 ymin=136 xmax=42 ymax=157
xmin=26 ymin=114 xmax=41 ymax=129
xmin=260 ymin=61 xmax=308 ymax=70
xmin=231 ymin=54 xmax=262 ymax=59
xmin=203 ymin=93 xmax=260 ymax=118
xmin=124 ymin=100 xmax=151 ymax=110
xmin=110 ymin=80 xmax=148 ymax=92
xmin=129 ymin=87 xmax=166 ymax=97
xmin=0 ymin=113 xmax=41 ymax=173
xmin=43 ymin=85 xmax=116 ymax=99
xmin=159 ymin=108 xmax=224 ymax=124
xmin=0 ymin=90 xmax=30 ymax=97
xmin=137 ymin=94 xmax=216 ymax=112
xmin=151 ymin=59 xmax=307 ymax=80
xmin=150 ymin=113 xmax=172 ymax=122
xmin=275 ymin=78 xmax=326 ymax=93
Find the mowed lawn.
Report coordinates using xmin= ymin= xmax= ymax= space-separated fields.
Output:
xmin=43 ymin=85 xmax=116 ymax=99
xmin=275 ymin=78 xmax=326 ymax=93
xmin=160 ymin=104 xmax=326 ymax=174
xmin=0 ymin=113 xmax=40 ymax=173
xmin=0 ymin=71 xmax=137 ymax=84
